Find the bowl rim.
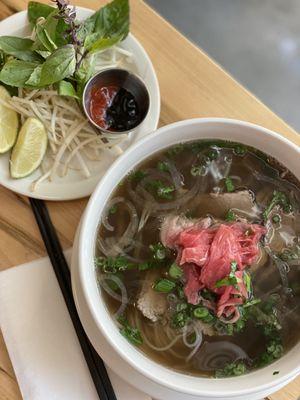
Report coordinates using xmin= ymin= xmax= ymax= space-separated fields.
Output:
xmin=78 ymin=117 xmax=300 ymax=396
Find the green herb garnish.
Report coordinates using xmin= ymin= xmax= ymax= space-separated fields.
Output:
xmin=193 ymin=306 xmax=209 ymax=319
xmin=128 ymin=169 xmax=146 ymax=182
xmin=225 ymin=209 xmax=236 ymax=221
xmin=272 ymin=214 xmax=281 ymax=224
xmin=118 ymin=316 xmax=143 ymax=346
xmin=157 ymin=161 xmax=169 ymax=172
xmin=207 ymin=148 xmax=218 ymax=160
xmin=169 ymin=263 xmax=183 ymax=279
xmin=225 ymin=177 xmax=235 ymax=192
xmin=146 ymin=180 xmax=175 ymax=200
xmin=243 ymin=298 xmax=261 ymax=308
xmin=273 ymin=371 xmax=279 ymax=375
xmin=278 ymin=245 xmax=300 ymax=261
xmin=215 ymin=261 xmax=239 ymax=288
xmin=234 ymin=145 xmax=246 ymax=156
xmin=256 ymin=337 xmax=283 ymax=367
xmin=215 ymin=361 xmax=248 ymax=378
xmin=109 ymin=204 xmax=118 ymax=214
xmin=149 ymin=242 xmax=168 ymax=261
xmin=167 ymin=144 xmax=184 ymax=157
xmin=243 ymin=271 xmax=252 ymax=294
xmin=263 ymin=190 xmax=292 ymax=220
xmin=154 ymin=279 xmax=176 ymax=293
xmin=190 ymin=165 xmax=205 ymax=177
xmin=95 ymin=256 xmax=134 ymax=273
xmin=171 ymin=310 xmax=191 ymax=328
xmin=0 ymin=0 xmax=129 ymax=95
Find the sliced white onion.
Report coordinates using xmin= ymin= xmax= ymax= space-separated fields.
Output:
xmin=98 ymin=199 xmax=139 ymax=257
xmin=99 ymin=274 xmax=128 ymax=318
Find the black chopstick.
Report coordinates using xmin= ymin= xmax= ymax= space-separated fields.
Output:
xmin=30 ymin=198 xmax=117 ymax=400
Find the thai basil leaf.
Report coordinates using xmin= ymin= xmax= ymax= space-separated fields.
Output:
xmin=0 ymin=36 xmax=42 ymax=62
xmin=35 ymin=50 xmax=51 ymax=59
xmin=32 ymin=10 xmax=62 ymax=52
xmin=42 ymin=9 xmax=68 ymax=47
xmin=84 ymin=34 xmax=122 ymax=53
xmin=25 ymin=64 xmax=42 ymax=87
xmin=75 ymin=54 xmax=96 ymax=98
xmin=0 ymin=59 xmax=40 ymax=87
xmin=27 ymin=1 xmax=54 ymax=25
xmin=58 ymin=80 xmax=79 ymax=99
xmin=35 ymin=24 xmax=57 ymax=52
xmin=38 ymin=45 xmax=76 ymax=86
xmin=79 ymin=0 xmax=129 ymax=43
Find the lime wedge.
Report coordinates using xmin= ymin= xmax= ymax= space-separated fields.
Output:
xmin=10 ymin=117 xmax=47 ymax=179
xmin=0 ymin=86 xmax=19 ymax=153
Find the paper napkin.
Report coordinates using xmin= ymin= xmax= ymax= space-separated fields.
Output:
xmin=0 ymin=250 xmax=151 ymax=400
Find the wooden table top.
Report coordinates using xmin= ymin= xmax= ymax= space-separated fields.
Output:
xmin=0 ymin=1 xmax=299 ymax=399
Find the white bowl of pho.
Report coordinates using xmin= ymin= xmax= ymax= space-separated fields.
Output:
xmin=73 ymin=118 xmax=300 ymax=400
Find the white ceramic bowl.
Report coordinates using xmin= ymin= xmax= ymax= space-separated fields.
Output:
xmin=72 ymin=118 xmax=300 ymax=400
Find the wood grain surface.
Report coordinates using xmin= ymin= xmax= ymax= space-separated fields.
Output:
xmin=0 ymin=1 xmax=299 ymax=399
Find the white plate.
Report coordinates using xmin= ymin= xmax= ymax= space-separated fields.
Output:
xmin=0 ymin=7 xmax=160 ymax=200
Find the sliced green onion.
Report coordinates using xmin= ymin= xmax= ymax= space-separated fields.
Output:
xmin=154 ymin=279 xmax=176 ymax=293
xmin=109 ymin=205 xmax=118 ymax=214
xmin=169 ymin=263 xmax=183 ymax=279
xmin=193 ymin=306 xmax=209 ymax=319
xmin=225 ymin=177 xmax=235 ymax=192
xmin=272 ymin=214 xmax=281 ymax=224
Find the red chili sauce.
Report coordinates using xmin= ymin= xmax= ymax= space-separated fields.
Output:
xmin=89 ymin=85 xmax=140 ymax=131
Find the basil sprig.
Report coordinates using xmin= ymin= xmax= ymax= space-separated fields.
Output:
xmin=0 ymin=0 xmax=129 ymax=96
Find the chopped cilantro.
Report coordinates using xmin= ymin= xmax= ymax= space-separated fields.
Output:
xmin=95 ymin=256 xmax=134 ymax=273
xmin=263 ymin=190 xmax=292 ymax=220
xmin=157 ymin=161 xmax=169 ymax=172
xmin=273 ymin=371 xmax=279 ymax=375
xmin=215 ymin=361 xmax=248 ymax=378
xmin=167 ymin=144 xmax=184 ymax=157
xmin=118 ymin=316 xmax=143 ymax=346
xmin=256 ymin=337 xmax=283 ymax=367
xmin=171 ymin=311 xmax=189 ymax=328
xmin=146 ymin=179 xmax=175 ymax=200
xmin=128 ymin=169 xmax=147 ymax=182
xmin=176 ymin=302 xmax=188 ymax=312
xmin=225 ymin=209 xmax=236 ymax=221
xmin=215 ymin=261 xmax=240 ymax=288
